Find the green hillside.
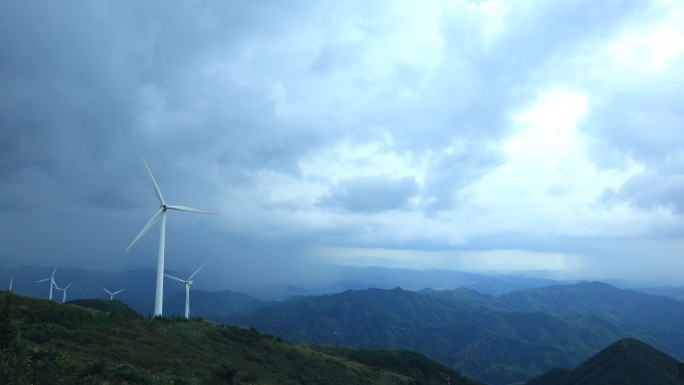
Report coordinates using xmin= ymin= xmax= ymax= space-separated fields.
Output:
xmin=229 ymin=287 xmax=624 ymax=385
xmin=526 ymin=338 xmax=683 ymax=385
xmin=0 ymin=291 xmax=483 ymax=385
xmin=424 ymin=282 xmax=684 ymax=359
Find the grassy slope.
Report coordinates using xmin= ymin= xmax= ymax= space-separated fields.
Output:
xmin=1 ymin=291 xmax=483 ymax=385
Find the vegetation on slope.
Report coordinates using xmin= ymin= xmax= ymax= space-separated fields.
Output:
xmin=229 ymin=287 xmax=625 ymax=385
xmin=311 ymin=345 xmax=483 ymax=385
xmin=0 ymin=291 xmax=483 ymax=385
xmin=424 ymin=281 xmax=684 ymax=360
xmin=526 ymin=338 xmax=683 ymax=385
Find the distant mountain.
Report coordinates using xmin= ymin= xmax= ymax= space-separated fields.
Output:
xmin=0 ymin=265 xmax=266 ymax=317
xmin=631 ymin=286 xmax=684 ymax=301
xmin=423 ymin=281 xmax=684 ymax=359
xmin=163 ymin=289 xmax=265 ymax=319
xmin=228 ymin=287 xmax=624 ymax=385
xmin=0 ymin=264 xmax=568 ymax=305
xmin=499 ymin=281 xmax=684 ymax=330
xmin=291 ymin=265 xmax=566 ymax=296
xmin=1 ymin=290 xmax=484 ymax=385
xmin=526 ymin=338 xmax=683 ymax=385
xmin=419 ymin=287 xmax=500 ymax=309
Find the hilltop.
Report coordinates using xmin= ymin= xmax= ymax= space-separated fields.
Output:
xmin=526 ymin=338 xmax=683 ymax=385
xmin=0 ymin=291 xmax=483 ymax=385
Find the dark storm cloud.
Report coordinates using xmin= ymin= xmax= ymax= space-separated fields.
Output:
xmin=318 ymin=176 xmax=418 ymax=213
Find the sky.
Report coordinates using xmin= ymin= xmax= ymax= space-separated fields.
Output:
xmin=2 ymin=0 xmax=684 ymax=286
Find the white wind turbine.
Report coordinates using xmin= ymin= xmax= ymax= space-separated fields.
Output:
xmin=36 ymin=265 xmax=58 ymax=300
xmin=165 ymin=263 xmax=205 ymax=319
xmin=55 ymin=283 xmax=72 ymax=303
xmin=8 ymin=277 xmax=12 ymax=292
xmin=102 ymin=287 xmax=125 ymax=300
xmin=126 ymin=157 xmax=217 ymax=316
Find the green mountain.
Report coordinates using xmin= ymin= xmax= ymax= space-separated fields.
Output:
xmin=526 ymin=338 xmax=683 ymax=385
xmin=424 ymin=281 xmax=684 ymax=359
xmin=422 ymin=282 xmax=684 ymax=329
xmin=498 ymin=282 xmax=684 ymax=331
xmin=0 ymin=291 xmax=482 ymax=385
xmin=229 ymin=287 xmax=625 ymax=385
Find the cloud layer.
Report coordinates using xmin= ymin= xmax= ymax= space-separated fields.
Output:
xmin=2 ymin=0 xmax=684 ymax=284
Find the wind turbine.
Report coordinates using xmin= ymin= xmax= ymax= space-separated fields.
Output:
xmin=165 ymin=263 xmax=205 ymax=319
xmin=126 ymin=157 xmax=217 ymax=316
xmin=55 ymin=283 xmax=72 ymax=303
xmin=8 ymin=277 xmax=12 ymax=292
xmin=36 ymin=265 xmax=58 ymax=300
xmin=102 ymin=287 xmax=124 ymax=300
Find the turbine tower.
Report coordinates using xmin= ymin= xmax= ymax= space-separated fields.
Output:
xmin=126 ymin=157 xmax=217 ymax=316
xmin=165 ymin=263 xmax=205 ymax=319
xmin=36 ymin=265 xmax=58 ymax=300
xmin=102 ymin=287 xmax=124 ymax=300
xmin=8 ymin=277 xmax=12 ymax=292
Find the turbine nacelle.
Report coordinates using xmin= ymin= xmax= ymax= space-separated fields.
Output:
xmin=103 ymin=287 xmax=125 ymax=300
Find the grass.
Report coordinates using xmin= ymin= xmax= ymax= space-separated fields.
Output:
xmin=1 ymin=291 xmax=483 ymax=385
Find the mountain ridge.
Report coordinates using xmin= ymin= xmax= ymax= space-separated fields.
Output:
xmin=227 ymin=286 xmax=625 ymax=385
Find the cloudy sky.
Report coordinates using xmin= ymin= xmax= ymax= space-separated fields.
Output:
xmin=2 ymin=0 xmax=684 ymax=286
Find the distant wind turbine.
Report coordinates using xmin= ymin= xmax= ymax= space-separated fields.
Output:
xmin=126 ymin=157 xmax=217 ymax=316
xmin=102 ymin=287 xmax=124 ymax=300
xmin=8 ymin=277 xmax=12 ymax=292
xmin=165 ymin=263 xmax=205 ymax=319
xmin=36 ymin=265 xmax=58 ymax=300
xmin=55 ymin=283 xmax=72 ymax=303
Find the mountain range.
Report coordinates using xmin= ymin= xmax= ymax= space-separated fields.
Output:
xmin=4 ymin=264 xmax=684 ymax=384
xmin=225 ymin=287 xmax=622 ymax=384
xmin=224 ymin=283 xmax=684 ymax=385
xmin=0 ymin=264 xmax=572 ymax=303
xmin=4 ymin=290 xmax=683 ymax=385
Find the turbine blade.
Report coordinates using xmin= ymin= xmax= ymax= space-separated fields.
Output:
xmin=113 ymin=289 xmax=125 ymax=295
xmin=51 ymin=265 xmax=58 ymax=278
xmin=36 ymin=278 xmax=49 ymax=283
xmin=126 ymin=208 xmax=163 ymax=251
xmin=141 ymin=157 xmax=165 ymax=205
xmin=164 ymin=273 xmax=186 ymax=284
xmin=166 ymin=205 xmax=218 ymax=215
xmin=102 ymin=287 xmax=112 ymax=295
xmin=188 ymin=263 xmax=206 ymax=280
xmin=65 ymin=283 xmax=72 ymax=289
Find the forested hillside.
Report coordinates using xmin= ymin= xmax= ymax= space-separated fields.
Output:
xmin=0 ymin=291 xmax=483 ymax=385
xmin=228 ymin=287 xmax=626 ymax=385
